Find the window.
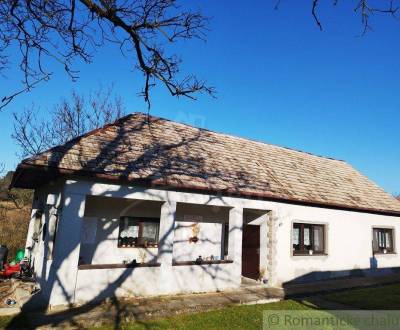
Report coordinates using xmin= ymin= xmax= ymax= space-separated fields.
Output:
xmin=373 ymin=228 xmax=394 ymax=254
xmin=118 ymin=217 xmax=160 ymax=248
xmin=223 ymin=222 xmax=229 ymax=256
xmin=293 ymin=223 xmax=325 ymax=255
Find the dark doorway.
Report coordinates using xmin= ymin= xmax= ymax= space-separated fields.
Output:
xmin=241 ymin=225 xmax=260 ymax=280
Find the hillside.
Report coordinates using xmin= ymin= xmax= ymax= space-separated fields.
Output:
xmin=0 ymin=172 xmax=32 ymax=258
xmin=0 ymin=171 xmax=13 ymax=200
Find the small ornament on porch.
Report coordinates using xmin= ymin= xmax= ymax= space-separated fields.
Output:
xmin=189 ymin=223 xmax=200 ymax=243
xmin=138 ymin=249 xmax=147 ymax=263
xmin=195 ymin=256 xmax=203 ymax=265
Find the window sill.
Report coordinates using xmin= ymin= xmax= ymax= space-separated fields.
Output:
xmin=172 ymin=260 xmax=234 ymax=266
xmin=78 ymin=262 xmax=161 ymax=270
xmin=292 ymin=253 xmax=327 ymax=257
xmin=118 ymin=245 xmax=158 ymax=249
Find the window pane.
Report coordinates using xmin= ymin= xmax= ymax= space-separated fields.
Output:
xmin=385 ymin=230 xmax=392 ymax=250
xmin=120 ymin=221 xmax=139 ymax=239
xmin=142 ymin=222 xmax=159 ymax=244
xmin=303 ymin=227 xmax=311 ymax=247
xmin=378 ymin=231 xmax=385 ymax=248
xmin=119 ymin=218 xmax=139 ymax=247
xmin=313 ymin=226 xmax=324 ymax=252
xmin=372 ymin=229 xmax=379 ymax=252
xmin=293 ymin=227 xmax=300 ymax=245
xmin=293 ymin=225 xmax=300 ymax=251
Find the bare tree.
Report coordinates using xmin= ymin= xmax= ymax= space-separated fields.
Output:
xmin=12 ymin=86 xmax=126 ymax=158
xmin=0 ymin=0 xmax=214 ymax=110
xmin=1 ymin=1 xmax=398 ymax=111
xmin=313 ymin=0 xmax=398 ymax=34
xmin=302 ymin=0 xmax=399 ymax=34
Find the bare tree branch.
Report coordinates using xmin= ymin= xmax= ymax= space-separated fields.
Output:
xmin=312 ymin=0 xmax=323 ymax=31
xmin=309 ymin=0 xmax=399 ymax=32
xmin=274 ymin=1 xmax=398 ymax=33
xmin=354 ymin=0 xmax=399 ymax=35
xmin=12 ymin=85 xmax=126 ymax=158
xmin=0 ymin=0 xmax=214 ymax=110
xmin=0 ymin=74 xmax=50 ymax=111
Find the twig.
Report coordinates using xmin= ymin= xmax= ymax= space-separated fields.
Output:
xmin=312 ymin=0 xmax=323 ymax=31
xmin=0 ymin=74 xmax=51 ymax=111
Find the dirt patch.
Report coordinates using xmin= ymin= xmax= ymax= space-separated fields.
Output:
xmin=0 ymin=280 xmax=13 ymax=304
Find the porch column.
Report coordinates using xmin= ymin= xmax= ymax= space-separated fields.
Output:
xmin=25 ymin=194 xmax=41 ymax=254
xmin=158 ymin=200 xmax=177 ymax=294
xmin=266 ymin=211 xmax=278 ymax=286
xmin=259 ymin=214 xmax=269 ymax=282
xmin=45 ymin=193 xmax=61 ymax=261
xmin=47 ymin=190 xmax=86 ymax=306
xmin=228 ymin=206 xmax=243 ymax=285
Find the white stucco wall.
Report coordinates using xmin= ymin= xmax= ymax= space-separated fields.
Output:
xmin=272 ymin=204 xmax=400 ymax=285
xmin=29 ymin=178 xmax=400 ymax=306
xmin=74 ymin=262 xmax=237 ymax=303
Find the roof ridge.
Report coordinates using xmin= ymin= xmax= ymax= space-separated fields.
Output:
xmin=21 ymin=112 xmax=139 ymax=164
xmin=136 ymin=112 xmax=345 ymax=163
xmin=24 ymin=111 xmax=345 ymax=165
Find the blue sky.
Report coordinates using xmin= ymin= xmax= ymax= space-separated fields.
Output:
xmin=0 ymin=1 xmax=399 ymax=195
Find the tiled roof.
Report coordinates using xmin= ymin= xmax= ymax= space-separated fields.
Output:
xmin=13 ymin=112 xmax=400 ymax=214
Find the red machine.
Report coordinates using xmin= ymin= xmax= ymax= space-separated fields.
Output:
xmin=0 ymin=245 xmax=30 ymax=279
xmin=0 ymin=262 xmax=21 ymax=278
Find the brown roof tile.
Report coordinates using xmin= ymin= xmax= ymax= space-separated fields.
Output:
xmin=12 ymin=112 xmax=400 ymax=215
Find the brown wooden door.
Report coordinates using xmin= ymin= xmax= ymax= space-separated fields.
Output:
xmin=242 ymin=225 xmax=260 ymax=280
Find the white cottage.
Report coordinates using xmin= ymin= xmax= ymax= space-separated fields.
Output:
xmin=10 ymin=112 xmax=400 ymax=307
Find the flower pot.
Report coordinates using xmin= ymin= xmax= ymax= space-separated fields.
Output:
xmin=189 ymin=236 xmax=199 ymax=243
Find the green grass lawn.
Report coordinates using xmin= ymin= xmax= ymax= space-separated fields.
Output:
xmin=323 ymin=283 xmax=400 ymax=310
xmin=93 ymin=299 xmax=310 ymax=330
xmin=0 ymin=300 xmax=310 ymax=330
xmin=2 ymin=284 xmax=400 ymax=329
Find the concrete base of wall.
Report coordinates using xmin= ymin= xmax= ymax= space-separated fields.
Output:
xmin=283 ymin=272 xmax=400 ymax=297
xmin=283 ymin=266 xmax=400 ymax=285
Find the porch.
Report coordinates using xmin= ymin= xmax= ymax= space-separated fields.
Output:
xmin=37 ymin=179 xmax=276 ymax=306
xmin=72 ymin=194 xmax=271 ymax=303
